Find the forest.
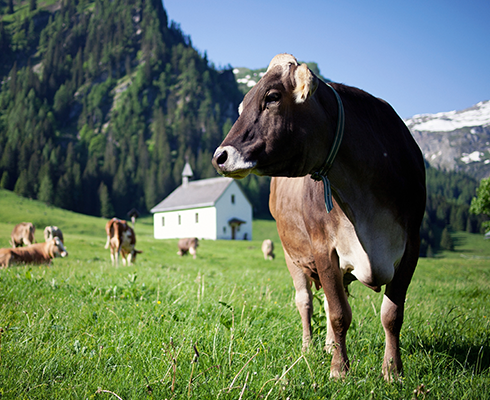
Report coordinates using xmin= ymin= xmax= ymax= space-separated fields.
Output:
xmin=0 ymin=0 xmax=486 ymax=255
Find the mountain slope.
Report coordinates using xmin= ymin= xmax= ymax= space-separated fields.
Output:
xmin=406 ymin=100 xmax=490 ymax=179
xmin=0 ymin=0 xmax=243 ymax=217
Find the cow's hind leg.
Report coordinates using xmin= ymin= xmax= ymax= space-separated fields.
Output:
xmin=285 ymin=252 xmax=313 ymax=351
xmin=381 ymin=239 xmax=419 ymax=381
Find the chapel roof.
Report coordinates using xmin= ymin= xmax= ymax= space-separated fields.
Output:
xmin=150 ymin=176 xmax=236 ymax=213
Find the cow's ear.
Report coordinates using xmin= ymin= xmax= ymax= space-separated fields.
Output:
xmin=293 ymin=64 xmax=318 ymax=103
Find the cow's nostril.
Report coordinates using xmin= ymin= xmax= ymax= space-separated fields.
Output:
xmin=216 ymin=150 xmax=228 ymax=166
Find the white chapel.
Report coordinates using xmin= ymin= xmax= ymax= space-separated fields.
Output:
xmin=150 ymin=162 xmax=253 ymax=240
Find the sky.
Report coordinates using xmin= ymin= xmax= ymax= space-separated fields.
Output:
xmin=162 ymin=0 xmax=489 ymax=119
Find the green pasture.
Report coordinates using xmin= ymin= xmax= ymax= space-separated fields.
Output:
xmin=0 ymin=189 xmax=489 ymax=399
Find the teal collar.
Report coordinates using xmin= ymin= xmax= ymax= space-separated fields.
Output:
xmin=310 ymin=83 xmax=345 ymax=213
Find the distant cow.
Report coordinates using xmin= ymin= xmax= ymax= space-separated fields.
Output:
xmin=0 ymin=237 xmax=68 ymax=267
xmin=10 ymin=222 xmax=36 ymax=248
xmin=261 ymin=239 xmax=275 ymax=260
xmin=105 ymin=218 xmax=142 ymax=267
xmin=177 ymin=238 xmax=199 ymax=259
xmin=213 ymin=54 xmax=426 ymax=380
xmin=44 ymin=226 xmax=64 ymax=243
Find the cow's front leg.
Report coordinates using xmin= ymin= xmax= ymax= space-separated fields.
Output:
xmin=323 ymin=293 xmax=336 ymax=353
xmin=317 ymin=250 xmax=351 ymax=379
xmin=285 ymin=252 xmax=313 ymax=351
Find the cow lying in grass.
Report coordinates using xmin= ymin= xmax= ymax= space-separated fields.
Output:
xmin=0 ymin=237 xmax=68 ymax=267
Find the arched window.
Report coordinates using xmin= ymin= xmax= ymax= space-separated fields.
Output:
xmin=231 ymin=194 xmax=235 ymax=204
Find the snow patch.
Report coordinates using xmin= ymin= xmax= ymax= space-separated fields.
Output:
xmin=407 ymin=100 xmax=490 ymax=132
xmin=461 ymin=151 xmax=483 ymax=164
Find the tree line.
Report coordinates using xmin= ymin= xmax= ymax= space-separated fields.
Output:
xmin=0 ymin=1 xmax=486 ymax=257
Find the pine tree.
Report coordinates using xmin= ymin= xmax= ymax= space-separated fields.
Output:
xmin=440 ymin=227 xmax=454 ymax=251
xmin=0 ymin=171 xmax=9 ymax=189
xmin=99 ymin=182 xmax=114 ymax=218
xmin=426 ymin=244 xmax=434 ymax=258
xmin=38 ymin=172 xmax=54 ymax=204
xmin=14 ymin=170 xmax=30 ymax=197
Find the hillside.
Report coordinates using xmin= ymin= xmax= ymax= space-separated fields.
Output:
xmin=406 ymin=100 xmax=490 ymax=179
xmin=0 ymin=0 xmax=243 ymax=218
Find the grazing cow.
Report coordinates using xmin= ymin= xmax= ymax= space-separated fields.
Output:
xmin=105 ymin=218 xmax=142 ymax=266
xmin=261 ymin=239 xmax=275 ymax=260
xmin=177 ymin=238 xmax=199 ymax=259
xmin=212 ymin=54 xmax=426 ymax=381
xmin=44 ymin=226 xmax=64 ymax=243
xmin=0 ymin=237 xmax=68 ymax=267
xmin=10 ymin=222 xmax=36 ymax=248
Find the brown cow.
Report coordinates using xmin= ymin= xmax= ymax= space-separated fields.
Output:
xmin=10 ymin=222 xmax=36 ymax=248
xmin=261 ymin=239 xmax=275 ymax=260
xmin=177 ymin=238 xmax=199 ymax=259
xmin=44 ymin=226 xmax=64 ymax=243
xmin=105 ymin=218 xmax=142 ymax=267
xmin=213 ymin=54 xmax=426 ymax=381
xmin=0 ymin=237 xmax=68 ymax=267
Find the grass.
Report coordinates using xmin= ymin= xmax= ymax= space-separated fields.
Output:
xmin=0 ymin=189 xmax=489 ymax=399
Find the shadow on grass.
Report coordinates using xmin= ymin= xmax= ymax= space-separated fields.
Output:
xmin=409 ymin=334 xmax=490 ymax=374
xmin=452 ymin=233 xmax=468 ymax=249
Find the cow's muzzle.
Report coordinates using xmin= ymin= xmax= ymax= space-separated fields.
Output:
xmin=212 ymin=146 xmax=256 ymax=179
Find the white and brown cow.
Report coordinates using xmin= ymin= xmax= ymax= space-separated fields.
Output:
xmin=213 ymin=54 xmax=426 ymax=381
xmin=177 ymin=237 xmax=199 ymax=259
xmin=44 ymin=226 xmax=64 ymax=243
xmin=105 ymin=218 xmax=142 ymax=267
xmin=261 ymin=239 xmax=275 ymax=260
xmin=10 ymin=222 xmax=36 ymax=248
xmin=0 ymin=237 xmax=68 ymax=267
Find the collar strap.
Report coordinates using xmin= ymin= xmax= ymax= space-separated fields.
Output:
xmin=310 ymin=83 xmax=345 ymax=213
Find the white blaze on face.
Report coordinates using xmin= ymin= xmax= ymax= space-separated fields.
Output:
xmin=52 ymin=237 xmax=68 ymax=258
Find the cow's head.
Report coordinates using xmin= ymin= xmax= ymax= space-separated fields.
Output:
xmin=48 ymin=237 xmax=68 ymax=258
xmin=213 ymin=53 xmax=332 ymax=178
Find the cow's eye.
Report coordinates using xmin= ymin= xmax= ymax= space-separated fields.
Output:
xmin=265 ymin=91 xmax=281 ymax=104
